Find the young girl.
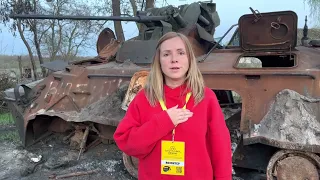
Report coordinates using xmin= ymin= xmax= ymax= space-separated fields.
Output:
xmin=114 ymin=32 xmax=232 ymax=180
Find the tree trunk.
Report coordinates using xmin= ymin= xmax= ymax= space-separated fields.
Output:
xmin=17 ymin=20 xmax=38 ymax=81
xmin=112 ymin=0 xmax=125 ymax=41
xmin=146 ymin=0 xmax=155 ymax=9
xmin=31 ymin=0 xmax=46 ymax=78
xmin=129 ymin=0 xmax=140 ymax=32
xmin=50 ymin=21 xmax=56 ymax=62
xmin=17 ymin=56 xmax=23 ymax=79
xmin=33 ymin=27 xmax=46 ymax=78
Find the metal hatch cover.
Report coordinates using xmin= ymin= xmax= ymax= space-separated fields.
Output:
xmin=238 ymin=9 xmax=298 ymax=51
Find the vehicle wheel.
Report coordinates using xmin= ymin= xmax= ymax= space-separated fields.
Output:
xmin=122 ymin=152 xmax=139 ymax=179
xmin=266 ymin=149 xmax=320 ymax=180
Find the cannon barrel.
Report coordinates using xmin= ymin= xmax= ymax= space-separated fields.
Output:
xmin=9 ymin=13 xmax=169 ymax=22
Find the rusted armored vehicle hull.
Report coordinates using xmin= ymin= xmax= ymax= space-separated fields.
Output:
xmin=121 ymin=10 xmax=320 ymax=179
xmin=5 ymin=3 xmax=320 ymax=179
xmin=121 ymin=46 xmax=320 ymax=179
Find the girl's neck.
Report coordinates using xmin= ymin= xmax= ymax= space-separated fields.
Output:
xmin=165 ymin=79 xmax=185 ymax=89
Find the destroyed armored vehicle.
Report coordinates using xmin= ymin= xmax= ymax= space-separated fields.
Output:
xmin=5 ymin=1 xmax=320 ymax=179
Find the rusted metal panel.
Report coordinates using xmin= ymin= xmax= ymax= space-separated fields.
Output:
xmin=238 ymin=10 xmax=298 ymax=51
xmin=200 ymin=48 xmax=320 ymax=133
xmin=23 ymin=66 xmax=137 ymax=125
xmin=203 ymin=71 xmax=319 ymax=132
xmin=97 ymin=38 xmax=121 ymax=61
xmin=17 ymin=65 xmax=144 ymax=146
xmin=96 ymin=28 xmax=116 ymax=54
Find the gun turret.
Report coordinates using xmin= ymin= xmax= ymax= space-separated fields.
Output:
xmin=10 ymin=2 xmax=220 ymax=42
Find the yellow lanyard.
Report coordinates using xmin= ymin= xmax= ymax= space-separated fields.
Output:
xmin=159 ymin=92 xmax=192 ymax=142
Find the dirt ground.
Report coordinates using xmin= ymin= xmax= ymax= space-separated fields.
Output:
xmin=0 ymin=124 xmax=136 ymax=180
xmin=0 ymin=106 xmax=246 ymax=180
xmin=0 ymin=124 xmax=247 ymax=180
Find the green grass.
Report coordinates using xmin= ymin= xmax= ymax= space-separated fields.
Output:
xmin=0 ymin=130 xmax=19 ymax=143
xmin=0 ymin=112 xmax=14 ymax=125
xmin=0 ymin=112 xmax=20 ymax=143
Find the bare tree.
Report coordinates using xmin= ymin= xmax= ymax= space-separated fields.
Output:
xmin=112 ymin=0 xmax=125 ymax=41
xmin=1 ymin=0 xmax=56 ymax=79
xmin=58 ymin=2 xmax=107 ymax=61
xmin=40 ymin=0 xmax=64 ymax=62
xmin=41 ymin=0 xmax=107 ymax=61
xmin=1 ymin=0 xmax=108 ymax=69
xmin=28 ymin=0 xmax=47 ymax=77
xmin=304 ymin=0 xmax=320 ymax=25
xmin=125 ymin=0 xmax=155 ymax=34
xmin=17 ymin=56 xmax=23 ymax=78
xmin=1 ymin=0 xmax=39 ymax=80
xmin=128 ymin=0 xmax=141 ymax=32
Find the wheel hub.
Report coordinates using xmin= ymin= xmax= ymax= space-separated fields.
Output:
xmin=267 ymin=150 xmax=320 ymax=180
xmin=274 ymin=156 xmax=319 ymax=180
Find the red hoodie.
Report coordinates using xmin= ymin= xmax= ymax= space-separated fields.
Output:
xmin=114 ymin=84 xmax=232 ymax=180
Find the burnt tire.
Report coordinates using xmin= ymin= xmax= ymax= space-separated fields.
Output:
xmin=122 ymin=152 xmax=139 ymax=179
xmin=267 ymin=150 xmax=320 ymax=180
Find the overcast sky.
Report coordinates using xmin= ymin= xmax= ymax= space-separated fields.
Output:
xmin=0 ymin=0 xmax=316 ymax=56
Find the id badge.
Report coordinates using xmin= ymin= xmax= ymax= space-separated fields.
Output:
xmin=161 ymin=140 xmax=185 ymax=176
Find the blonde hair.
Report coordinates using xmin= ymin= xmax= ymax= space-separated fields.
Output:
xmin=144 ymin=32 xmax=205 ymax=106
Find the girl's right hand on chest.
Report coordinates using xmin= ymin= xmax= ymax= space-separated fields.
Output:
xmin=166 ymin=105 xmax=193 ymax=126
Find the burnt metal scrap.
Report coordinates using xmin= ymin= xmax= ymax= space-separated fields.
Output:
xmin=4 ymin=3 xmax=320 ymax=180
